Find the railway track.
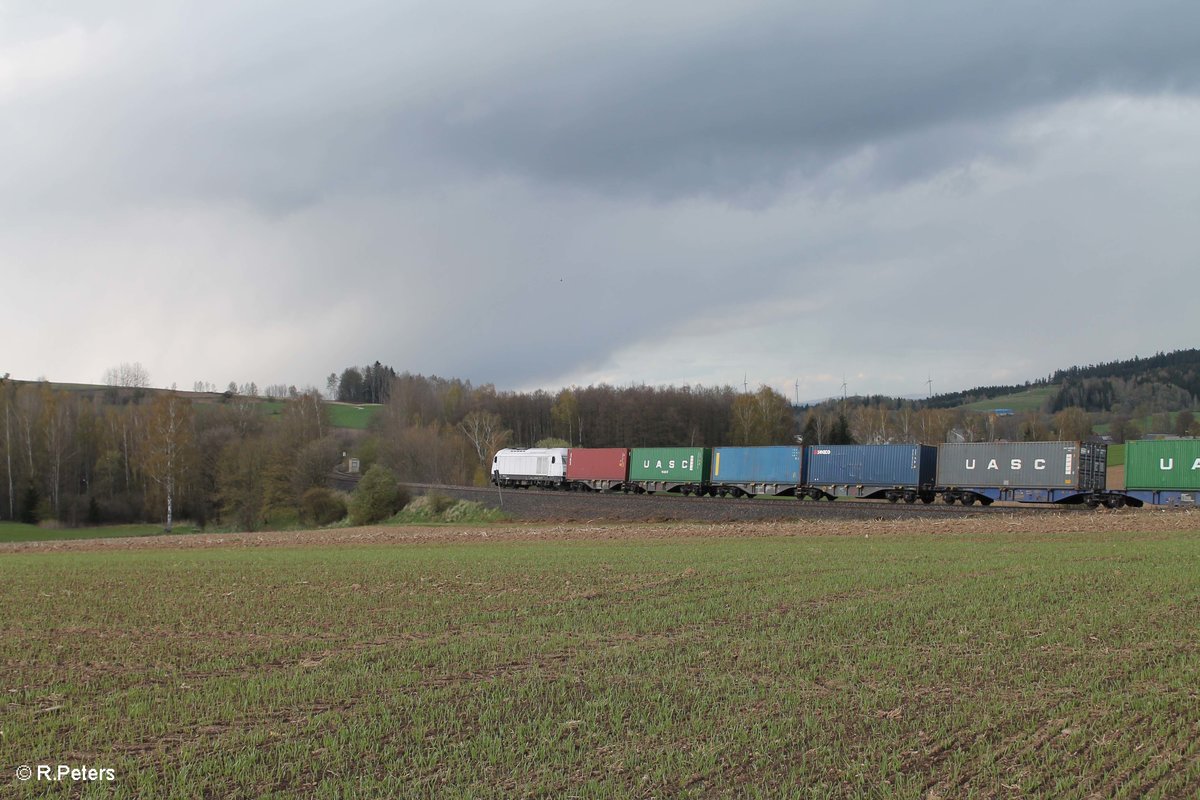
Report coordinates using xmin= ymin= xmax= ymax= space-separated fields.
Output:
xmin=404 ymin=483 xmax=1080 ymax=523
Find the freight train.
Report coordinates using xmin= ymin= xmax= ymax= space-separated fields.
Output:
xmin=491 ymin=440 xmax=1200 ymax=508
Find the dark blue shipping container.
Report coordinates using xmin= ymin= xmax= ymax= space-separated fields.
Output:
xmin=712 ymin=446 xmax=803 ymax=496
xmin=803 ymin=444 xmax=938 ymax=501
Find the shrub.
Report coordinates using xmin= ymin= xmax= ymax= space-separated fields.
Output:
xmin=393 ymin=495 xmax=506 ymax=524
xmin=425 ymin=491 xmax=456 ymax=515
xmin=349 ymin=465 xmax=409 ymax=525
xmin=441 ymin=500 xmax=505 ymax=523
xmin=300 ymin=487 xmax=348 ymax=526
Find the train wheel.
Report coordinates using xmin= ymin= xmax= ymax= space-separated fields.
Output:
xmin=887 ymin=495 xmax=898 ymax=504
xmin=920 ymin=494 xmax=935 ymax=504
xmin=1105 ymin=496 xmax=1126 ymax=509
xmin=904 ymin=493 xmax=917 ymax=504
xmin=962 ymin=495 xmax=976 ymax=506
xmin=943 ymin=495 xmax=956 ymax=505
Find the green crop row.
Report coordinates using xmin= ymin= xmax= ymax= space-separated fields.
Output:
xmin=3 ymin=527 xmax=1199 ymax=797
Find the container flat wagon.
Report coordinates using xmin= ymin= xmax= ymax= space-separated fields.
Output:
xmin=803 ymin=444 xmax=938 ymax=503
xmin=1121 ymin=439 xmax=1200 ymax=506
xmin=628 ymin=447 xmax=712 ymax=494
xmin=935 ymin=441 xmax=1112 ymax=506
xmin=491 ymin=447 xmax=568 ymax=489
xmin=711 ymin=446 xmax=802 ymax=497
xmin=566 ymin=448 xmax=629 ymax=491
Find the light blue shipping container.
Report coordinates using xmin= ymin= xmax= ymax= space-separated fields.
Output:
xmin=712 ymin=446 xmax=803 ymax=484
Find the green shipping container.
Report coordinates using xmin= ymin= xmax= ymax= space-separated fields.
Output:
xmin=1124 ymin=440 xmax=1200 ymax=491
xmin=628 ymin=447 xmax=712 ymax=483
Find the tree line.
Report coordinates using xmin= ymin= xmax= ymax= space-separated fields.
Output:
xmin=6 ymin=357 xmax=1195 ymax=529
xmin=0 ymin=375 xmax=341 ymax=529
xmin=359 ymin=378 xmax=799 ymax=486
xmin=0 ymin=371 xmax=804 ymax=526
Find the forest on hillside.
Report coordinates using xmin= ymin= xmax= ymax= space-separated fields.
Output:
xmin=925 ymin=349 xmax=1200 ymax=414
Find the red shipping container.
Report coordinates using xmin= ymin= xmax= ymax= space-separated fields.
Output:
xmin=566 ymin=448 xmax=629 ymax=481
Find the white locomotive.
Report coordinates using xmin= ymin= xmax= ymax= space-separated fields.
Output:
xmin=491 ymin=448 xmax=568 ymax=489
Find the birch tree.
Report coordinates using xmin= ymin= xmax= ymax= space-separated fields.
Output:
xmin=140 ymin=393 xmax=193 ymax=531
xmin=459 ymin=410 xmax=511 ymax=483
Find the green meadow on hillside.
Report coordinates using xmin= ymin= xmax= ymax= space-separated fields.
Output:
xmin=958 ymin=386 xmax=1058 ymax=413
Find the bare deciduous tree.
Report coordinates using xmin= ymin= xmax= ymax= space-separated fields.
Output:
xmin=459 ymin=410 xmax=511 ymax=484
xmin=1052 ymin=407 xmax=1093 ymax=441
xmin=104 ymin=362 xmax=150 ymax=388
xmin=729 ymin=386 xmax=794 ymax=445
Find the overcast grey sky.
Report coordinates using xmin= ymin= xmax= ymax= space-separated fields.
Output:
xmin=4 ymin=1 xmax=1198 ymax=400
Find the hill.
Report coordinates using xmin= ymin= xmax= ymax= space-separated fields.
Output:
xmin=956 ymin=386 xmax=1058 ymax=414
xmin=4 ymin=379 xmax=378 ymax=431
xmin=928 ymin=349 xmax=1200 ymax=416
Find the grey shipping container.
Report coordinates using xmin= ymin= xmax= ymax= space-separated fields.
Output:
xmin=936 ymin=441 xmax=1106 ymax=491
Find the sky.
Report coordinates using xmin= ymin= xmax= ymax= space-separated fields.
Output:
xmin=3 ymin=1 xmax=1198 ymax=402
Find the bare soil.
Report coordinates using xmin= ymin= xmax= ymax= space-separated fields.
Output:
xmin=3 ymin=507 xmax=1196 ymax=554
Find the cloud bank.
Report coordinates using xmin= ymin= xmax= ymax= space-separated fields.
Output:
xmin=4 ymin=1 xmax=1198 ymax=398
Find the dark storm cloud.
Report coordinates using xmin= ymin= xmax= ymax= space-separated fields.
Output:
xmin=10 ymin=1 xmax=1199 ymax=214
xmin=415 ymin=1 xmax=1200 ymax=199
